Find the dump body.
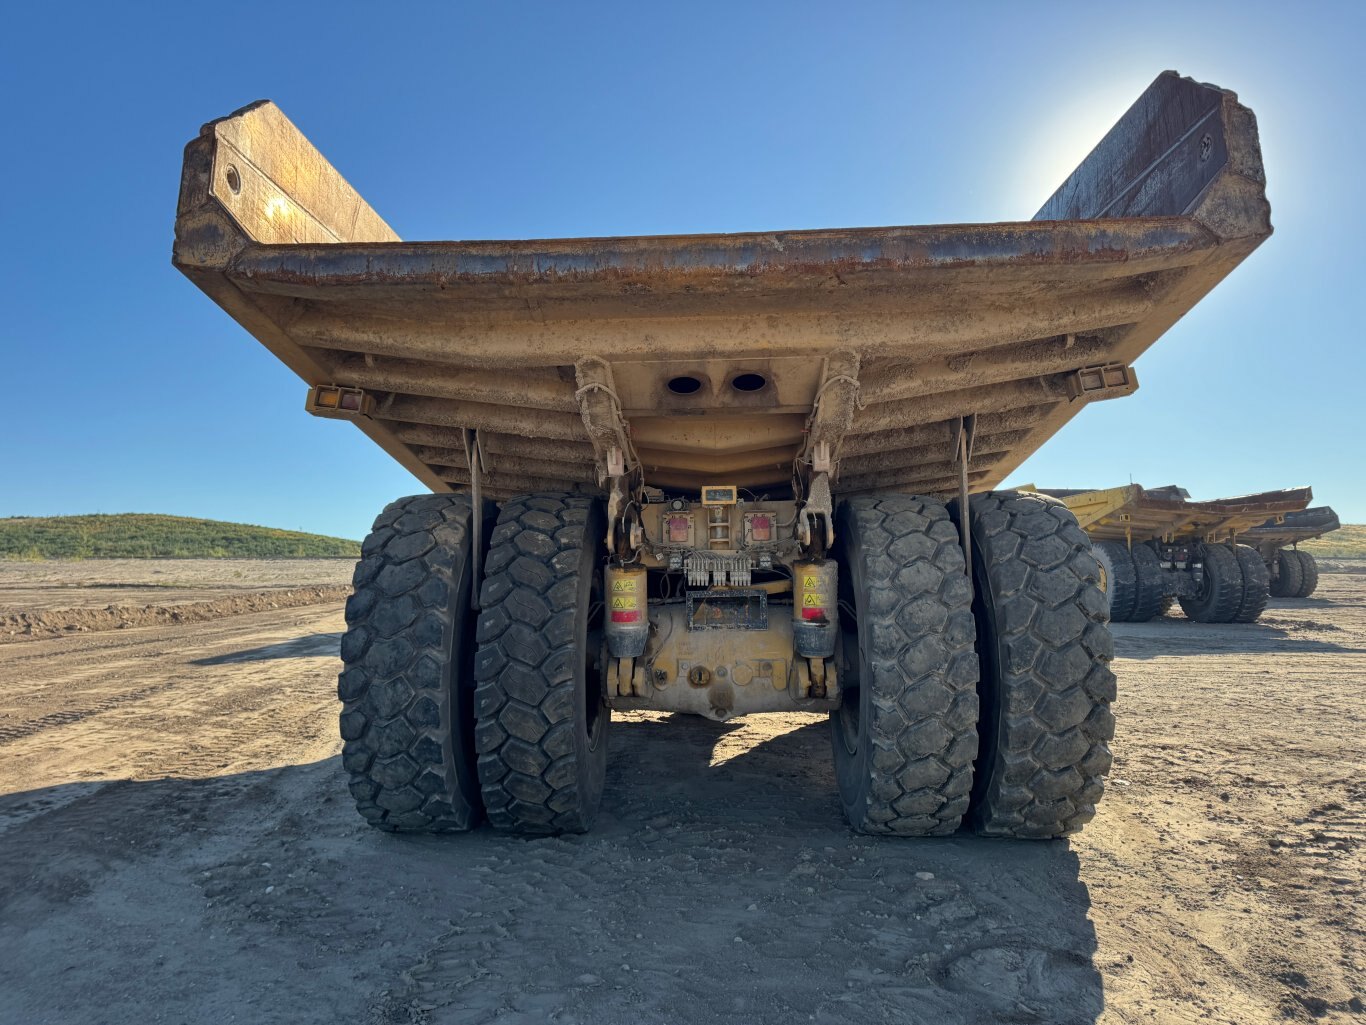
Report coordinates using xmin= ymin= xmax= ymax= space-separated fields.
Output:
xmin=174 ymin=72 xmax=1271 ymax=499
xmin=1049 ymin=485 xmax=1313 ymax=544
xmin=1242 ymin=506 xmax=1341 ymax=552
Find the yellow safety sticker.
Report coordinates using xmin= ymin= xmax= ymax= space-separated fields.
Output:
xmin=611 ymin=577 xmax=637 ymax=592
xmin=802 ymin=592 xmax=826 ymax=607
xmin=802 ymin=575 xmax=819 ymax=590
xmin=610 ymin=596 xmax=638 ymax=610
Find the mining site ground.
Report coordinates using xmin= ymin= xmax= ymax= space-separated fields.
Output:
xmin=0 ymin=560 xmax=1361 ymax=1024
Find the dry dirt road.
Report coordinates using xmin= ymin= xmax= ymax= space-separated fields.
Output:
xmin=0 ymin=565 xmax=1361 ymax=1025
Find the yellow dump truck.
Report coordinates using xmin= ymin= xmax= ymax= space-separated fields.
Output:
xmin=1242 ymin=506 xmax=1340 ymax=597
xmin=175 ymin=72 xmax=1272 ymax=838
xmin=1048 ymin=485 xmax=1311 ymax=623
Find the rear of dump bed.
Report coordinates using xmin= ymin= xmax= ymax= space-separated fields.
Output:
xmin=176 ymin=73 xmax=1273 ymax=839
xmin=1051 ymin=485 xmax=1311 ymax=622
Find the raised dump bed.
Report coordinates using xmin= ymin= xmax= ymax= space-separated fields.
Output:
xmin=1242 ymin=506 xmax=1341 ymax=597
xmin=1049 ymin=485 xmax=1311 ymax=623
xmin=176 ymin=72 xmax=1272 ymax=839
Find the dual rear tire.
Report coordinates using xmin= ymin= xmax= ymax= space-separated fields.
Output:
xmin=1178 ymin=543 xmax=1270 ymax=624
xmin=831 ymin=492 xmax=1115 ymax=838
xmin=340 ymin=492 xmax=609 ymax=836
xmin=1271 ymin=549 xmax=1320 ymax=598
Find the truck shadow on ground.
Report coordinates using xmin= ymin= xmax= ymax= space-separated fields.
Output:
xmin=190 ymin=632 xmax=344 ymax=665
xmin=0 ymin=712 xmax=1105 ymax=1025
xmin=1112 ymin=619 xmax=1366 ymax=659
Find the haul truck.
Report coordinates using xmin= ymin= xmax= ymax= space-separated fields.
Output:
xmin=1049 ymin=485 xmax=1310 ymax=623
xmin=174 ymin=72 xmax=1272 ymax=838
xmin=1243 ymin=506 xmax=1340 ymax=598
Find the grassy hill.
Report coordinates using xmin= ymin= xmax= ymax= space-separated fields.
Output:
xmin=0 ymin=514 xmax=360 ymax=560
xmin=1301 ymin=523 xmax=1366 ymax=559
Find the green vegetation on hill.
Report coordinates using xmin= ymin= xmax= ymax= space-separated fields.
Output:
xmin=1301 ymin=524 xmax=1366 ymax=559
xmin=0 ymin=514 xmax=361 ymax=560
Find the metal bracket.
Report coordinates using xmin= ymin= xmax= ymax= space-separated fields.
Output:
xmin=798 ymin=350 xmax=862 ymax=484
xmin=798 ymin=471 xmax=835 ymax=552
xmin=574 ymin=356 xmax=637 ymax=485
xmin=954 ymin=414 xmax=977 ymax=598
xmin=1066 ymin=363 xmax=1139 ymax=402
xmin=463 ymin=428 xmax=486 ymax=610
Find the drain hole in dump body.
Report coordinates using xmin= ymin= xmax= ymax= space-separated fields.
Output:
xmin=668 ymin=375 xmax=704 ymax=395
xmin=731 ymin=373 xmax=768 ymax=393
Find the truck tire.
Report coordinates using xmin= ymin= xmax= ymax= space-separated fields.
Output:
xmin=1271 ymin=549 xmax=1303 ymax=598
xmin=1232 ymin=544 xmax=1270 ymax=623
xmin=957 ymin=492 xmax=1115 ymax=838
xmin=339 ymin=493 xmax=487 ymax=832
xmin=473 ymin=494 xmax=609 ymax=834
xmin=829 ymin=495 xmax=979 ymax=836
xmin=1179 ymin=544 xmax=1242 ymax=623
xmin=1293 ymin=550 xmax=1320 ymax=597
xmin=1128 ymin=542 xmax=1168 ymax=623
xmin=1092 ymin=540 xmax=1137 ymax=622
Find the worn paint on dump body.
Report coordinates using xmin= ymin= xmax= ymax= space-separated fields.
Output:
xmin=174 ymin=73 xmax=1272 ymax=500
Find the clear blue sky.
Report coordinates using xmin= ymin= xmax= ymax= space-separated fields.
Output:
xmin=3 ymin=2 xmax=1363 ymax=540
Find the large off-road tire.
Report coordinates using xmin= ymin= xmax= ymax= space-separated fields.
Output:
xmin=1092 ymin=540 xmax=1137 ymax=623
xmin=473 ymin=494 xmax=609 ymax=835
xmin=829 ymin=495 xmax=979 ymax=836
xmin=1231 ymin=543 xmax=1270 ymax=623
xmin=1128 ymin=542 xmax=1168 ymax=623
xmin=338 ymin=493 xmax=487 ymax=832
xmin=1270 ymin=549 xmax=1303 ymax=598
xmin=956 ymin=492 xmax=1116 ymax=838
xmin=1179 ymin=543 xmax=1243 ymax=623
xmin=1293 ymin=550 xmax=1320 ymax=598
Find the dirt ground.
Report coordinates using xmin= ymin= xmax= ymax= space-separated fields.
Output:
xmin=0 ymin=564 xmax=1361 ymax=1024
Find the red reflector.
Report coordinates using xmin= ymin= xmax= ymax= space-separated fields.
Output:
xmin=801 ymin=607 xmax=825 ymax=621
xmin=751 ymin=515 xmax=771 ymax=541
xmin=611 ymin=610 xmax=640 ymax=623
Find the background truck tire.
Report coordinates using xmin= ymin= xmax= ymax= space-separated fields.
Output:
xmin=1232 ymin=544 xmax=1270 ymax=623
xmin=1179 ymin=544 xmax=1243 ymax=623
xmin=1093 ymin=540 xmax=1137 ymax=623
xmin=1293 ymin=550 xmax=1320 ymax=597
xmin=338 ymin=493 xmax=487 ymax=832
xmin=473 ymin=494 xmax=609 ymax=835
xmin=1128 ymin=542 xmax=1168 ymax=623
xmin=1271 ymin=549 xmax=1303 ymax=598
xmin=957 ymin=492 xmax=1116 ymax=838
xmin=829 ymin=495 xmax=980 ymax=836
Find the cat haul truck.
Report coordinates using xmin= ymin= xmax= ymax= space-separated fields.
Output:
xmin=1049 ymin=485 xmax=1311 ymax=623
xmin=174 ymin=73 xmax=1272 ymax=838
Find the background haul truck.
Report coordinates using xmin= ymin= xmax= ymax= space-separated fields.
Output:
xmin=1048 ymin=485 xmax=1312 ymax=623
xmin=175 ymin=72 xmax=1272 ymax=838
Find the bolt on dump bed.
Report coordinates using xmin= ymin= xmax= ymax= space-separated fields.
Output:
xmin=175 ymin=72 xmax=1272 ymax=838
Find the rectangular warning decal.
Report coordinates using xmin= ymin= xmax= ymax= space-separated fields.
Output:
xmin=611 ymin=577 xmax=637 ymax=593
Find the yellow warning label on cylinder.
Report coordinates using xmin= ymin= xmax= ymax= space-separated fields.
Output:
xmin=802 ymin=592 xmax=826 ymax=607
xmin=610 ymin=595 xmax=638 ymax=610
xmin=802 ymin=575 xmax=819 ymax=590
xmin=611 ymin=577 xmax=637 ymax=592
